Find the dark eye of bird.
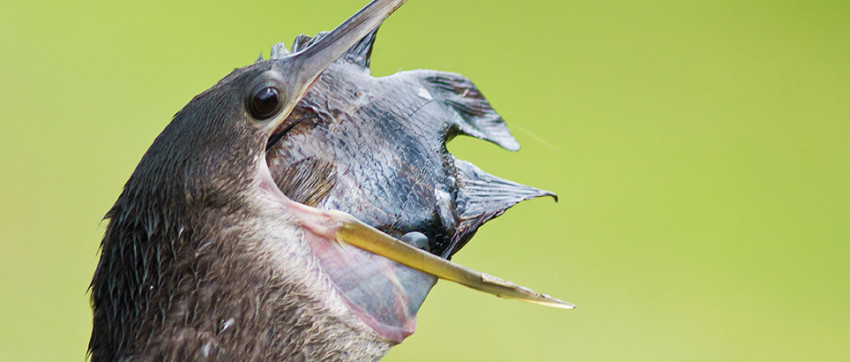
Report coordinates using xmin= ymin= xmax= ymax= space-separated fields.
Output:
xmin=250 ymin=86 xmax=282 ymax=120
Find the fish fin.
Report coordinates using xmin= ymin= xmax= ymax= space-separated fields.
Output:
xmin=446 ymin=159 xmax=556 ymax=256
xmin=272 ymin=157 xmax=336 ymax=207
xmin=269 ymin=42 xmax=290 ymax=59
xmin=291 ymin=33 xmax=321 ymax=53
xmin=340 ymin=28 xmax=378 ymax=69
xmin=420 ymin=71 xmax=521 ymax=151
xmin=289 ymin=29 xmax=378 ymax=69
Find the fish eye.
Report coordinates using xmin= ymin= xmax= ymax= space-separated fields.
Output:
xmin=249 ymin=86 xmax=282 ymax=120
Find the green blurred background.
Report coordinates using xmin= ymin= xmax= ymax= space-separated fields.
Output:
xmin=2 ymin=0 xmax=848 ymax=360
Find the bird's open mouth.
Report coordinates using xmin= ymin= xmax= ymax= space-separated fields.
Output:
xmin=245 ymin=0 xmax=436 ymax=342
xmin=253 ymin=0 xmax=572 ymax=344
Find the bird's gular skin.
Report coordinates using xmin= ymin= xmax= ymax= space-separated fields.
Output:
xmin=89 ymin=0 xmax=560 ymax=360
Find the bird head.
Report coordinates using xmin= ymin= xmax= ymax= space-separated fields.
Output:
xmin=128 ymin=0 xmax=407 ymax=204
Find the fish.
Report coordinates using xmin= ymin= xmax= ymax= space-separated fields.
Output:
xmin=262 ymin=29 xmax=571 ymax=340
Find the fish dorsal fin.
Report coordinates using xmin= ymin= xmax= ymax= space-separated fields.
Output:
xmin=341 ymin=28 xmax=378 ymax=69
xmin=418 ymin=71 xmax=520 ymax=151
xmin=269 ymin=42 xmax=289 ymax=59
xmin=279 ymin=29 xmax=378 ymax=69
xmin=290 ymin=33 xmax=317 ymax=53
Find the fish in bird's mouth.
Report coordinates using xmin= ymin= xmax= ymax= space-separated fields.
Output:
xmin=90 ymin=0 xmax=572 ymax=359
xmin=258 ymin=30 xmax=568 ymax=341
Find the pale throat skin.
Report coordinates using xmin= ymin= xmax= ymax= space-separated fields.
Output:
xmin=149 ymin=165 xmax=394 ymax=360
xmin=128 ymin=180 xmax=394 ymax=361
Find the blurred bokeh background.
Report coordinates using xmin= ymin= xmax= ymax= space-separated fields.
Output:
xmin=2 ymin=0 xmax=848 ymax=360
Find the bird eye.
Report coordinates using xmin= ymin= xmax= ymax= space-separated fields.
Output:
xmin=250 ymin=86 xmax=282 ymax=120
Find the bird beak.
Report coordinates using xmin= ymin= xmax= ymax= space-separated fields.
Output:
xmin=260 ymin=0 xmax=573 ymax=311
xmin=265 ymin=0 xmax=406 ymax=134
xmin=331 ymin=211 xmax=576 ymax=309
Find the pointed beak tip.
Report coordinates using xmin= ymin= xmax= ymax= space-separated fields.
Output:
xmin=286 ymin=0 xmax=406 ymax=95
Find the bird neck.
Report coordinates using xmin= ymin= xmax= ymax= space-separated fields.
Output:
xmin=89 ymin=197 xmax=393 ymax=360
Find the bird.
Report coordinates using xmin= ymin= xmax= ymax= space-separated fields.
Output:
xmin=88 ymin=0 xmax=572 ymax=360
